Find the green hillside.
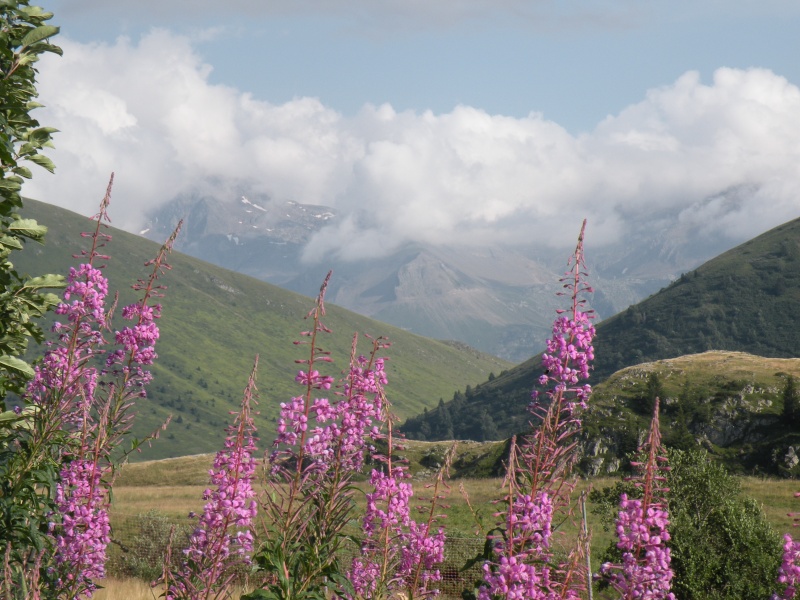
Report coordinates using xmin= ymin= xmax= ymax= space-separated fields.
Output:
xmin=13 ymin=199 xmax=511 ymax=460
xmin=593 ymin=216 xmax=800 ymax=380
xmin=402 ymin=216 xmax=800 ymax=462
xmin=584 ymin=351 xmax=800 ymax=476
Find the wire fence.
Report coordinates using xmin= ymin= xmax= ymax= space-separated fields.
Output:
xmin=107 ymin=511 xmax=486 ymax=598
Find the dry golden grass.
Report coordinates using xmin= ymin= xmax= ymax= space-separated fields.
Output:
xmin=94 ymin=578 xmax=162 ymax=600
xmin=108 ymin=472 xmax=799 ymax=581
xmin=108 ymin=475 xmax=625 ymax=574
xmin=116 ymin=454 xmax=216 ymax=487
xmin=111 ymin=485 xmax=207 ymax=519
xmin=95 ymin=578 xmax=249 ymax=600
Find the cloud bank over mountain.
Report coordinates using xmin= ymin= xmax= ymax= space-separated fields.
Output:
xmin=28 ymin=30 xmax=800 ymax=261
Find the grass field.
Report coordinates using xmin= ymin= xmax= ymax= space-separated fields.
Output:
xmin=106 ymin=462 xmax=800 ymax=598
xmin=94 ymin=578 xmax=251 ymax=600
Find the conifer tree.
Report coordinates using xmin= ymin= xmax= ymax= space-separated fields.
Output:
xmin=783 ymin=376 xmax=800 ymax=425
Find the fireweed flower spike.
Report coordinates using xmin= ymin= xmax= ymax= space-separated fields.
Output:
xmin=349 ymin=390 xmax=447 ymax=599
xmin=481 ymin=220 xmax=594 ymax=600
xmin=601 ymin=398 xmax=675 ymax=600
xmin=776 ymin=534 xmax=800 ymax=599
xmin=167 ymin=358 xmax=259 ymax=600
xmin=23 ymin=176 xmax=180 ymax=598
xmin=252 ymin=274 xmax=392 ymax=599
xmin=774 ymin=493 xmax=800 ymax=599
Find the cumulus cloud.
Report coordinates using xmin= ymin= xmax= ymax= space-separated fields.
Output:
xmin=27 ymin=30 xmax=800 ymax=261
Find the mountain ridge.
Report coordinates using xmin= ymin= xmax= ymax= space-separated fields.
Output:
xmin=142 ymin=189 xmax=759 ymax=361
xmin=400 ymin=214 xmax=800 ymax=467
xmin=14 ymin=198 xmax=510 ymax=460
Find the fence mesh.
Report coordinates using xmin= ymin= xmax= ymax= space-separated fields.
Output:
xmin=108 ymin=511 xmax=486 ymax=598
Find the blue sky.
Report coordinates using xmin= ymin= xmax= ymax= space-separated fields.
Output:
xmin=28 ymin=0 xmax=800 ymax=259
xmin=42 ymin=1 xmax=800 ymax=132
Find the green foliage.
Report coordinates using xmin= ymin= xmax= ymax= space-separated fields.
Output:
xmin=643 ymin=371 xmax=664 ymax=415
xmin=0 ymin=3 xmax=64 ymax=594
xmin=782 ymin=375 xmax=800 ymax=424
xmin=592 ymin=218 xmax=800 ymax=381
xmin=591 ymin=448 xmax=783 ymax=600
xmin=408 ymin=215 xmax=800 ymax=451
xmin=0 ymin=0 xmax=63 ymax=399
xmin=115 ymin=511 xmax=192 ymax=582
xmin=16 ymin=201 xmax=510 ymax=460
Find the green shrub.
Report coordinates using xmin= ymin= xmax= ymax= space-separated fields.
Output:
xmin=114 ymin=511 xmax=193 ymax=582
xmin=591 ymin=448 xmax=782 ymax=600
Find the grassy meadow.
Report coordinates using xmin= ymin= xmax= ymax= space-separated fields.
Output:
xmin=94 ymin=579 xmax=251 ymax=600
xmin=105 ymin=452 xmax=800 ymax=599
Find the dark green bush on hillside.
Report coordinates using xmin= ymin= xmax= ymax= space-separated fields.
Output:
xmin=591 ymin=448 xmax=782 ymax=600
xmin=114 ymin=511 xmax=193 ymax=582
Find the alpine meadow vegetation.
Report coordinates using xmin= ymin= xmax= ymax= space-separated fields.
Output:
xmin=2 ymin=2 xmax=800 ymax=600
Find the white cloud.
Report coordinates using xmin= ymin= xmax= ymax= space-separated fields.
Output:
xmin=27 ymin=30 xmax=800 ymax=260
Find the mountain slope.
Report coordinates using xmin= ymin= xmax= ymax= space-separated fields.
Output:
xmin=583 ymin=351 xmax=800 ymax=476
xmin=14 ymin=199 xmax=510 ymax=460
xmin=145 ymin=192 xmax=749 ymax=361
xmin=401 ymin=215 xmax=800 ymax=444
xmin=593 ymin=217 xmax=800 ymax=379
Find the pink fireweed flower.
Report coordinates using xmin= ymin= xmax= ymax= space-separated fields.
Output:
xmin=479 ymin=491 xmax=556 ymax=600
xmin=776 ymin=534 xmax=800 ymax=599
xmin=26 ymin=179 xmax=179 ymax=597
xmin=479 ymin=556 xmax=554 ymax=600
xmin=52 ymin=459 xmax=111 ymax=596
xmin=27 ymin=262 xmax=109 ymax=420
xmin=350 ymin=465 xmax=445 ymax=598
xmin=263 ymin=276 xmax=444 ymax=599
xmin=531 ymin=219 xmax=595 ymax=416
xmin=170 ymin=362 xmax=259 ymax=599
xmin=401 ymin=521 xmax=446 ymax=587
xmin=601 ymin=494 xmax=675 ymax=600
xmin=273 ymin=353 xmax=385 ymax=473
xmin=25 ymin=245 xmax=113 ymax=598
xmin=295 ymin=369 xmax=334 ymax=389
xmin=349 ymin=355 xmax=446 ymax=599
xmin=483 ymin=221 xmax=594 ymax=600
xmin=533 ymin=306 xmax=595 ymax=416
xmin=602 ymin=399 xmax=675 ymax=600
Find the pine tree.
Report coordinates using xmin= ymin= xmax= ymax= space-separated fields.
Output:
xmin=434 ymin=398 xmax=454 ymax=439
xmin=644 ymin=372 xmax=665 ymax=416
xmin=479 ymin=410 xmax=499 ymax=441
xmin=782 ymin=375 xmax=800 ymax=424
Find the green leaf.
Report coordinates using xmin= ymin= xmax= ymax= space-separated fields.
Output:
xmin=19 ymin=6 xmax=52 ymax=19
xmin=0 ymin=355 xmax=34 ymax=379
xmin=0 ymin=235 xmax=23 ymax=250
xmin=0 ymin=179 xmax=22 ymax=192
xmin=0 ymin=410 xmax=22 ymax=425
xmin=28 ymin=126 xmax=58 ymax=143
xmin=9 ymin=218 xmax=47 ymax=240
xmin=240 ymin=591 xmax=274 ymax=600
xmin=0 ymin=406 xmax=36 ymax=429
xmin=25 ymin=153 xmax=55 ymax=173
xmin=12 ymin=166 xmax=32 ymax=179
xmin=41 ymin=43 xmax=63 ymax=57
xmin=20 ymin=25 xmax=59 ymax=48
xmin=21 ymin=274 xmax=63 ymax=290
xmin=16 ymin=52 xmax=38 ymax=67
